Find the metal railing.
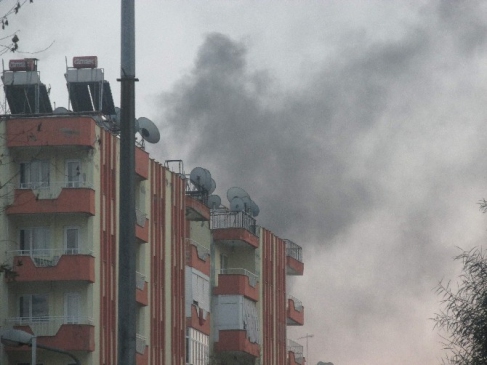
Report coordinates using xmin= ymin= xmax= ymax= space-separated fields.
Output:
xmin=284 ymin=239 xmax=303 ymax=262
xmin=186 ymin=238 xmax=210 ymax=262
xmin=5 ymin=316 xmax=93 ymax=337
xmin=136 ymin=333 xmax=146 ymax=354
xmin=288 ymin=295 xmax=303 ymax=311
xmin=17 ymin=180 xmax=94 ymax=200
xmin=287 ymin=339 xmax=304 ymax=363
xmin=220 ymin=268 xmax=258 ymax=288
xmin=6 ymin=248 xmax=94 ymax=267
xmin=136 ymin=271 xmax=146 ymax=290
xmin=135 ymin=208 xmax=147 ymax=227
xmin=210 ymin=210 xmax=257 ymax=236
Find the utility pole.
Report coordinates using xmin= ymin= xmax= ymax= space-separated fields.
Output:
xmin=118 ymin=0 xmax=136 ymax=364
xmin=298 ymin=333 xmax=314 ymax=364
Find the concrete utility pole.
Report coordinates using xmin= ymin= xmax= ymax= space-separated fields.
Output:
xmin=118 ymin=0 xmax=136 ymax=364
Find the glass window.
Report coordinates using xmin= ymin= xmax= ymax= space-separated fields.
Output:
xmin=64 ymin=227 xmax=79 ymax=254
xmin=20 ymin=227 xmax=50 ymax=256
xmin=20 ymin=160 xmax=50 ymax=189
xmin=19 ymin=294 xmax=49 ymax=322
xmin=65 ymin=160 xmax=81 ymax=188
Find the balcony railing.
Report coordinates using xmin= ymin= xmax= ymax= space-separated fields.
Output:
xmin=7 ymin=248 xmax=94 ymax=268
xmin=136 ymin=271 xmax=146 ymax=290
xmin=135 ymin=208 xmax=147 ymax=227
xmin=19 ymin=180 xmax=93 ymax=198
xmin=288 ymin=295 xmax=303 ymax=311
xmin=288 ymin=339 xmax=304 ymax=362
xmin=186 ymin=238 xmax=210 ymax=261
xmin=210 ymin=210 xmax=257 ymax=236
xmin=220 ymin=268 xmax=258 ymax=287
xmin=136 ymin=333 xmax=146 ymax=354
xmin=285 ymin=239 xmax=303 ymax=262
xmin=6 ymin=316 xmax=93 ymax=336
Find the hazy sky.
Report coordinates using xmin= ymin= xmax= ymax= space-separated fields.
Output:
xmin=5 ymin=1 xmax=487 ymax=364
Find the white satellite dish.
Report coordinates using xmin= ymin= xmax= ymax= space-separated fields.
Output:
xmin=53 ymin=106 xmax=70 ymax=114
xmin=207 ymin=194 xmax=221 ymax=209
xmin=137 ymin=117 xmax=160 ymax=144
xmin=230 ymin=197 xmax=245 ymax=212
xmin=241 ymin=196 xmax=252 ymax=208
xmin=227 ymin=187 xmax=249 ymax=202
xmin=250 ymin=200 xmax=260 ymax=217
xmin=201 ymin=169 xmax=213 ymax=191
xmin=190 ymin=167 xmax=211 ymax=190
xmin=208 ymin=178 xmax=216 ymax=194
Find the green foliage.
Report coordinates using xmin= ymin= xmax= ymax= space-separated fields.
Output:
xmin=434 ymin=248 xmax=487 ymax=365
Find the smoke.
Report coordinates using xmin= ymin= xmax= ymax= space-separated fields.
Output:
xmin=157 ymin=1 xmax=487 ymax=364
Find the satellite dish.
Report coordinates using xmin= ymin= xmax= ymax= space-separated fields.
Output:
xmin=207 ymin=194 xmax=221 ymax=209
xmin=53 ymin=106 xmax=70 ymax=114
xmin=137 ymin=117 xmax=160 ymax=144
xmin=250 ymin=200 xmax=260 ymax=217
xmin=227 ymin=187 xmax=249 ymax=202
xmin=208 ymin=178 xmax=216 ymax=194
xmin=241 ymin=196 xmax=252 ymax=210
xmin=230 ymin=197 xmax=245 ymax=212
xmin=201 ymin=169 xmax=213 ymax=191
xmin=190 ymin=167 xmax=211 ymax=190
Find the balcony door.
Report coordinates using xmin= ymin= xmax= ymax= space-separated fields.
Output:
xmin=20 ymin=227 xmax=50 ymax=256
xmin=65 ymin=159 xmax=81 ymax=188
xmin=64 ymin=292 xmax=80 ymax=324
xmin=64 ymin=226 xmax=80 ymax=254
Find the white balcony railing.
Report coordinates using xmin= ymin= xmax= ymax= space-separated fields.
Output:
xmin=287 ymin=339 xmax=304 ymax=364
xmin=6 ymin=248 xmax=94 ymax=267
xmin=186 ymin=238 xmax=210 ymax=261
xmin=284 ymin=239 xmax=303 ymax=262
xmin=18 ymin=180 xmax=94 ymax=200
xmin=136 ymin=333 xmax=146 ymax=354
xmin=136 ymin=271 xmax=146 ymax=290
xmin=5 ymin=316 xmax=93 ymax=336
xmin=288 ymin=295 xmax=303 ymax=311
xmin=220 ymin=268 xmax=258 ymax=288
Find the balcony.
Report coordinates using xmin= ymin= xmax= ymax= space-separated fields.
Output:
xmin=6 ymin=116 xmax=96 ymax=149
xmin=5 ymin=249 xmax=95 ymax=283
xmin=285 ymin=239 xmax=304 ymax=276
xmin=214 ymin=330 xmax=260 ymax=358
xmin=211 ymin=211 xmax=259 ymax=249
xmin=287 ymin=295 xmax=304 ymax=326
xmin=213 ymin=269 xmax=259 ymax=302
xmin=186 ymin=238 xmax=210 ymax=275
xmin=136 ymin=271 xmax=148 ymax=306
xmin=4 ymin=316 xmax=95 ymax=352
xmin=186 ymin=304 xmax=211 ymax=335
xmin=288 ymin=340 xmax=305 ymax=365
xmin=5 ymin=182 xmax=95 ymax=216
xmin=185 ymin=194 xmax=210 ymax=221
xmin=135 ymin=208 xmax=149 ymax=243
xmin=135 ymin=147 xmax=149 ymax=180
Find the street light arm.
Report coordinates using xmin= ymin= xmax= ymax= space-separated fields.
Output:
xmin=36 ymin=343 xmax=81 ymax=365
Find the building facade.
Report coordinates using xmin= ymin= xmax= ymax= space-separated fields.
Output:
xmin=0 ymin=58 xmax=305 ymax=365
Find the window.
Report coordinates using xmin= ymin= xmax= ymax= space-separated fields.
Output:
xmin=20 ymin=160 xmax=50 ymax=189
xmin=20 ymin=227 xmax=50 ymax=256
xmin=65 ymin=160 xmax=81 ymax=188
xmin=64 ymin=292 xmax=80 ymax=324
xmin=220 ymin=254 xmax=228 ymax=270
xmin=64 ymin=226 xmax=80 ymax=254
xmin=19 ymin=294 xmax=49 ymax=322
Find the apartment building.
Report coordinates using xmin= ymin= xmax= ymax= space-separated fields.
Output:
xmin=0 ymin=58 xmax=305 ymax=365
